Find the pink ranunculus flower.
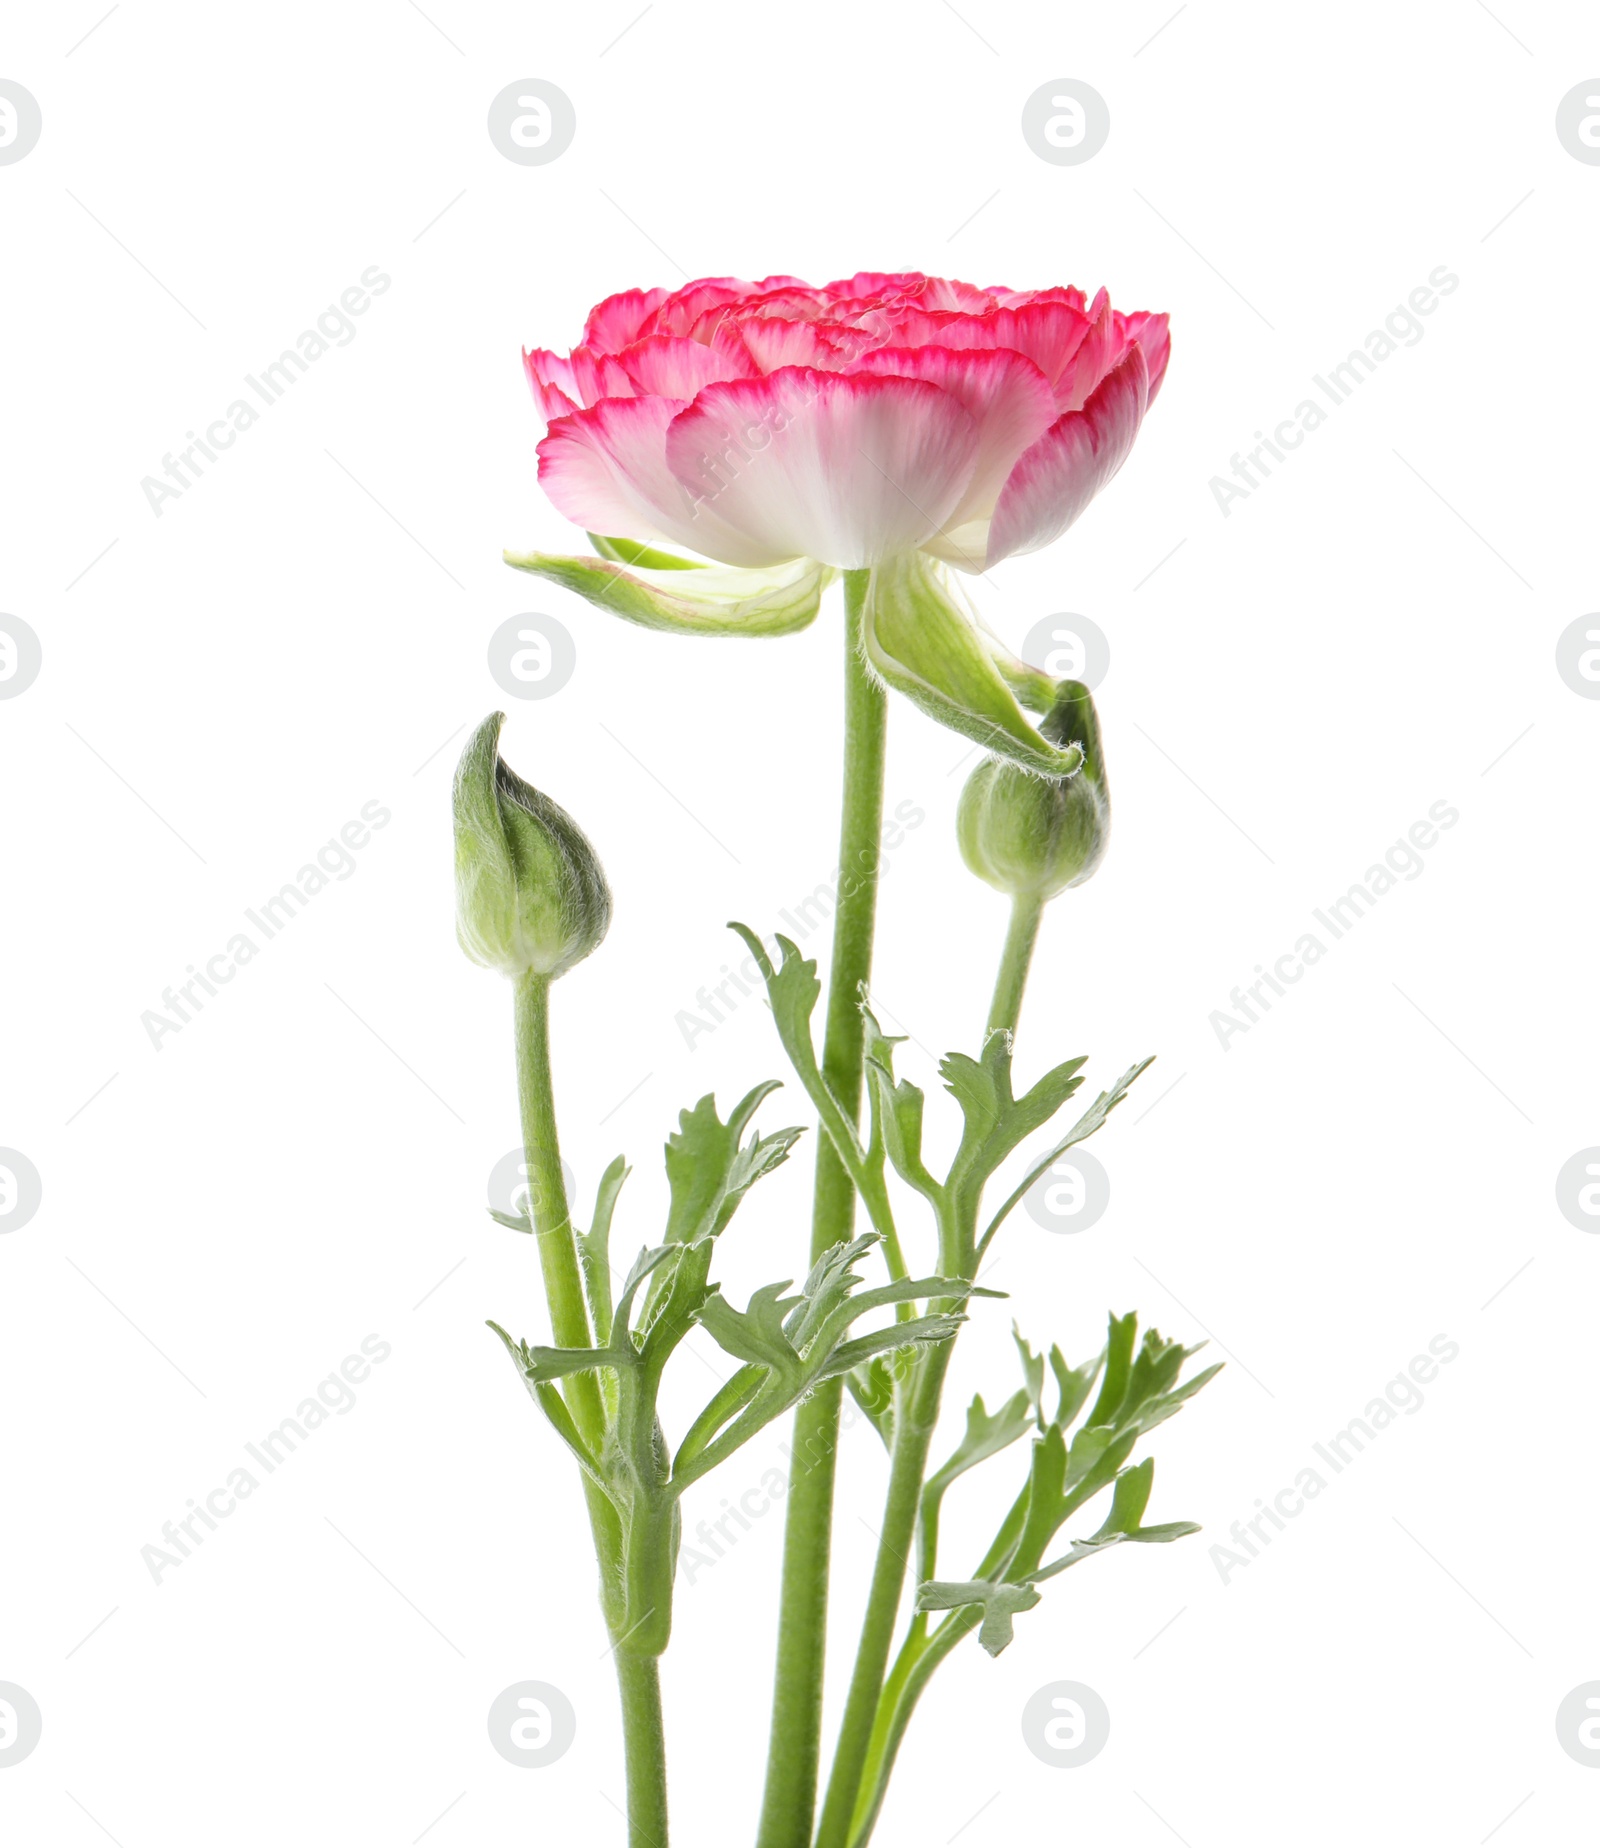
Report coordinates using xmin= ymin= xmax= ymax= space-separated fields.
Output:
xmin=509 ymin=272 xmax=1170 ymax=773
xmin=526 ymin=272 xmax=1167 ymax=573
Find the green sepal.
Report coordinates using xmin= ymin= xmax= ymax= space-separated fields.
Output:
xmin=587 ymin=533 xmax=706 ymax=570
xmin=861 ymin=553 xmax=1085 ymax=775
xmin=504 ymin=549 xmax=832 ymax=637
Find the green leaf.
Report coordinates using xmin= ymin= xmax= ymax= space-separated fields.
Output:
xmin=1014 ymin=1326 xmax=1049 ymax=1431
xmin=487 ymin=1207 xmax=532 ymax=1233
xmin=579 ymin=1155 xmax=629 ymax=1345
xmin=504 ymin=549 xmax=831 ymax=637
xmin=942 ymin=1031 xmax=1088 ymax=1190
xmin=695 ymin=1280 xmax=804 ymax=1381
xmin=846 ymin=1358 xmax=897 ymax=1448
xmin=863 ymin=1007 xmax=941 ymax=1202
xmin=823 ymin=1313 xmax=966 ymax=1378
xmin=1084 ymin=1312 xmax=1140 ymax=1429
xmin=915 ymin=1578 xmax=1042 ymax=1657
xmin=980 ymin=1058 xmax=1155 ymax=1254
xmin=861 ymin=553 xmax=1085 ymax=775
xmin=1049 ymin=1342 xmax=1105 ymax=1432
xmin=926 ymin=1390 xmax=1034 ymax=1503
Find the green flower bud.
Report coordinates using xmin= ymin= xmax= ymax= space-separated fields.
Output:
xmin=956 ymin=680 xmax=1109 ymax=902
xmin=453 ymin=712 xmax=612 ymax=979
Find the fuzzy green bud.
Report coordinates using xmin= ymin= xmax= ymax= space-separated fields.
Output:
xmin=956 ymin=680 xmax=1109 ymax=901
xmin=453 ymin=712 xmax=612 ymax=978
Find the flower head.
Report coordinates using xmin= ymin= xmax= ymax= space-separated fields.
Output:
xmin=526 ymin=272 xmax=1168 ymax=574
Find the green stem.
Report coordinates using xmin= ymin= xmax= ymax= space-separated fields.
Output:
xmin=986 ymin=891 xmax=1044 ymax=1042
xmin=616 ymin=1650 xmax=670 ymax=1848
xmin=756 ymin=568 xmax=887 ymax=1848
xmin=515 ymin=972 xmax=668 ymax=1847
xmin=823 ymin=894 xmax=1048 ymax=1846
xmin=814 ymin=1345 xmax=950 ymax=1848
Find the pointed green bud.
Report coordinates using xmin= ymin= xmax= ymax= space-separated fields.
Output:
xmin=453 ymin=712 xmax=612 ymax=978
xmin=956 ymin=681 xmax=1109 ymax=901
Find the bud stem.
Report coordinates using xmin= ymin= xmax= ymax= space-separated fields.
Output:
xmin=986 ymin=891 xmax=1045 ymax=1042
xmin=514 ymin=969 xmax=668 ymax=1847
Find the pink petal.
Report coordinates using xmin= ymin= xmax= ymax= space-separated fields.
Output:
xmin=728 ymin=315 xmax=856 ymax=374
xmin=566 ymin=346 xmax=636 ymax=406
xmin=615 ymin=333 xmax=757 ymax=399
xmin=1117 ymin=310 xmax=1171 ymax=403
xmin=879 ymin=301 xmax=1099 ymax=401
xmin=582 ymin=287 xmax=672 ymax=354
xmin=538 ymin=396 xmax=788 ymax=568
xmin=1053 ymin=288 xmax=1117 ymax=412
xmin=847 ymin=344 xmax=1057 ymax=525
xmin=985 ymin=346 xmax=1150 ymax=568
xmin=523 ymin=348 xmax=579 ymax=423
xmin=663 ymin=368 xmax=980 ymax=570
xmin=992 ymin=284 xmax=1089 ymax=313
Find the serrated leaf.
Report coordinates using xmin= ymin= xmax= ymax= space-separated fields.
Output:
xmin=579 ymin=1154 xmax=629 ymax=1345
xmin=1049 ymin=1343 xmax=1104 ymax=1433
xmin=915 ymin=1578 xmax=1042 ymax=1657
xmin=943 ymin=1031 xmax=1088 ymax=1190
xmin=980 ymin=1058 xmax=1155 ymax=1254
xmin=695 ymin=1280 xmax=803 ymax=1378
xmin=1084 ymin=1311 xmax=1140 ymax=1428
xmin=823 ymin=1312 xmax=966 ymax=1378
xmin=926 ymin=1390 xmax=1034 ymax=1502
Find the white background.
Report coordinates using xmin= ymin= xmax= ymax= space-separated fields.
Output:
xmin=3 ymin=1 xmax=1597 ymax=1843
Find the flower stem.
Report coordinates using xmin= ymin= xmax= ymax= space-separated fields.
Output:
xmin=813 ymin=1344 xmax=950 ymax=1848
xmin=515 ymin=971 xmax=667 ymax=1846
xmin=616 ymin=1649 xmax=671 ymax=1848
xmin=818 ymin=893 xmax=1047 ymax=1846
xmin=756 ymin=568 xmax=887 ymax=1848
xmin=986 ymin=891 xmax=1044 ymax=1042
